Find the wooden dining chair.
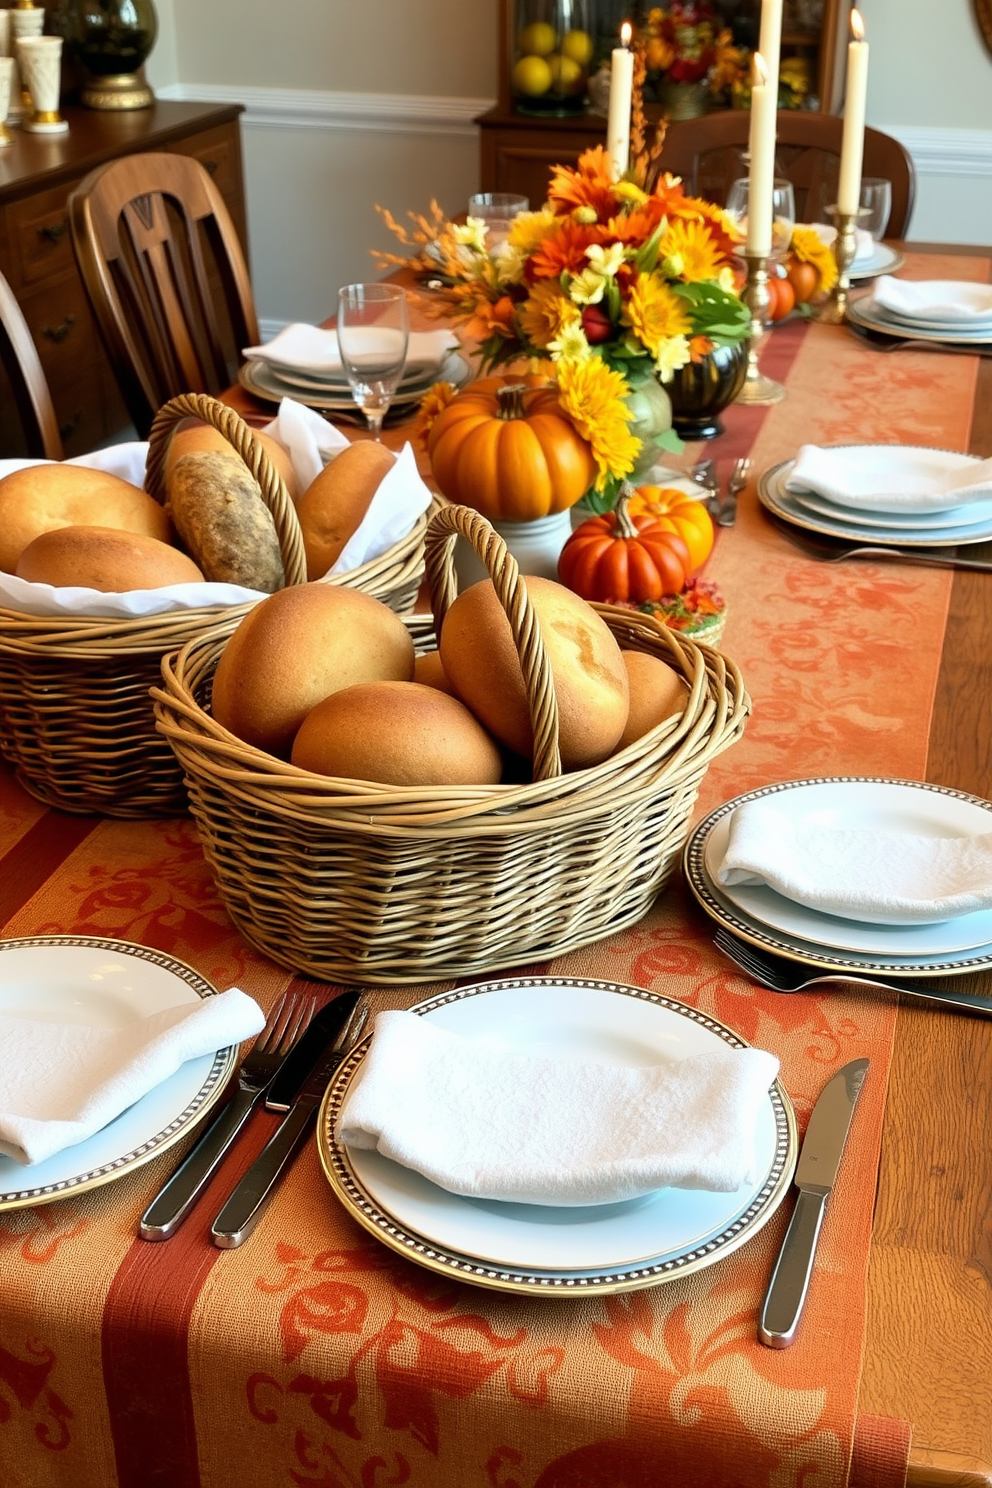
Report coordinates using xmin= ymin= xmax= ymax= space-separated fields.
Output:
xmin=0 ymin=268 xmax=64 ymax=460
xmin=68 ymin=152 xmax=260 ymax=439
xmin=652 ymin=111 xmax=916 ymax=238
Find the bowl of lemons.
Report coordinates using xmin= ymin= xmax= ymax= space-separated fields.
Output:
xmin=512 ymin=5 xmax=593 ymax=115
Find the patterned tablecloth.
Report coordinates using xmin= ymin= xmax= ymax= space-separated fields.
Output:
xmin=0 ymin=251 xmax=987 ymax=1488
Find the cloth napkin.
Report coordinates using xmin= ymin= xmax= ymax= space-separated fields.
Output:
xmin=243 ymin=323 xmax=459 ymax=379
xmin=0 ymin=988 xmax=265 ymax=1166
xmin=716 ymin=798 xmax=992 ymax=924
xmin=786 ymin=443 xmax=992 ymax=514
xmin=867 ymin=276 xmax=992 ymax=323
xmin=336 ymin=1010 xmax=779 ymax=1206
xmin=810 ymin=222 xmax=874 ymax=266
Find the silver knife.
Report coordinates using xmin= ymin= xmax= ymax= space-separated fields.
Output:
xmin=758 ymin=1057 xmax=869 ymax=1348
xmin=690 ymin=457 xmax=721 ymax=521
xmin=210 ymin=997 xmax=369 ymax=1249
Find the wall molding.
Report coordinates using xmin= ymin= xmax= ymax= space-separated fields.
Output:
xmin=879 ymin=123 xmax=992 ymax=178
xmin=157 ymin=82 xmax=495 ymax=137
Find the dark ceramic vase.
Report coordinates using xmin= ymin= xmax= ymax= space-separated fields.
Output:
xmin=667 ymin=341 xmax=749 ymax=440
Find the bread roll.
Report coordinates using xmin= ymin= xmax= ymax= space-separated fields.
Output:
xmin=166 ymin=450 xmax=285 ymax=592
xmin=15 ymin=525 xmax=204 ymax=592
xmin=296 ymin=441 xmax=395 ymax=580
xmin=165 ymin=420 xmax=299 ymax=502
xmin=0 ymin=463 xmax=171 ymax=575
xmin=211 ymin=582 xmax=415 ymax=756
xmin=439 ymin=576 xmax=629 ymax=771
xmin=617 ymin=649 xmax=687 ymax=749
xmin=412 ymin=649 xmax=457 ymax=696
xmin=291 ymin=681 xmax=503 ymax=787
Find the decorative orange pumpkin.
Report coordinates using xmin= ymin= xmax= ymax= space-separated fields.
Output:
xmin=557 ymin=485 xmax=695 ymax=604
xmin=624 ymin=484 xmax=715 ymax=573
xmin=427 ymin=375 xmax=598 ymax=522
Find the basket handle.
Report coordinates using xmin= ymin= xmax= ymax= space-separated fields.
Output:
xmin=424 ymin=503 xmax=562 ymax=782
xmin=144 ymin=392 xmax=308 ymax=587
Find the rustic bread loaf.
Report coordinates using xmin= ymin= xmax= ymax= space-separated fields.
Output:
xmin=616 ymin=650 xmax=687 ymax=749
xmin=166 ymin=450 xmax=285 ymax=592
xmin=15 ymin=525 xmax=205 ymax=592
xmin=296 ymin=441 xmax=396 ymax=579
xmin=165 ymin=420 xmax=300 ymax=503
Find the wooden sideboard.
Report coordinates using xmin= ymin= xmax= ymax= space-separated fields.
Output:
xmin=0 ymin=99 xmax=247 ymax=458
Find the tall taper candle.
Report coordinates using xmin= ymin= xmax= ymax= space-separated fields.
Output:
xmin=607 ymin=22 xmax=634 ymax=182
xmin=746 ymin=53 xmax=775 ymax=257
xmin=758 ymin=0 xmax=783 ymax=111
xmin=837 ymin=10 xmax=869 ymax=215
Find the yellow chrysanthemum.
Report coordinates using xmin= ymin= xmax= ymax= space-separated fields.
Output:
xmin=658 ymin=217 xmax=725 ymax=283
xmin=789 ymin=225 xmax=838 ymax=293
xmin=625 ymin=272 xmax=693 ymax=358
xmin=507 ymin=207 xmax=558 ymax=255
xmin=413 ymin=381 xmax=458 ymax=443
xmin=518 ymin=280 xmax=580 ymax=350
xmin=555 ymin=358 xmax=640 ymax=491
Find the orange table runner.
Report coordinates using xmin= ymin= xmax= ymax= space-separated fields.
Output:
xmin=0 ymin=253 xmax=985 ymax=1488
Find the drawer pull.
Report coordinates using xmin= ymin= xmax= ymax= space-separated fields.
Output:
xmin=204 ymin=159 xmax=218 ymax=175
xmin=43 ymin=314 xmax=76 ymax=344
xmin=39 ymin=220 xmax=68 ymax=245
xmin=59 ymin=411 xmax=82 ymax=441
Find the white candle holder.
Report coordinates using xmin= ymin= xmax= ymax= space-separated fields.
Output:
xmin=9 ymin=3 xmax=43 ymax=116
xmin=735 ymin=251 xmax=786 ymax=406
xmin=812 ymin=205 xmax=861 ymax=325
xmin=19 ymin=35 xmax=68 ymax=133
xmin=0 ymin=55 xmax=13 ymax=145
xmin=0 ymin=9 xmax=23 ymax=125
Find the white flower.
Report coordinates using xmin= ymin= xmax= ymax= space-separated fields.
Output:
xmin=452 ymin=217 xmax=489 ymax=253
xmin=585 ymin=242 xmax=627 ymax=278
xmin=493 ymin=242 xmax=527 ymax=286
xmin=654 ymin=335 xmax=692 ymax=382
xmin=569 ymin=266 xmax=609 ymax=305
xmin=548 ymin=322 xmax=592 ymax=361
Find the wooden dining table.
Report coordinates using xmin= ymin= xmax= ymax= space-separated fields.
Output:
xmin=0 ymin=240 xmax=990 ymax=1488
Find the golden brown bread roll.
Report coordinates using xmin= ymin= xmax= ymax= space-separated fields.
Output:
xmin=0 ymin=463 xmax=172 ymax=575
xmin=296 ymin=441 xmax=395 ymax=580
xmin=616 ymin=649 xmax=687 ymax=749
xmin=291 ymin=680 xmax=504 ymax=787
xmin=15 ymin=525 xmax=204 ymax=592
xmin=166 ymin=450 xmax=285 ymax=592
xmin=165 ymin=420 xmax=300 ymax=502
xmin=211 ymin=582 xmax=416 ymax=756
xmin=412 ymin=649 xmax=457 ymax=696
xmin=439 ymin=576 xmax=629 ymax=771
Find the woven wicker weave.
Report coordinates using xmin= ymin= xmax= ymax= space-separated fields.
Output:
xmin=151 ymin=504 xmax=749 ymax=983
xmin=0 ymin=393 xmax=430 ymax=816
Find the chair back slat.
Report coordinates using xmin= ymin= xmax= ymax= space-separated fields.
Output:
xmin=0 ymin=268 xmax=64 ymax=460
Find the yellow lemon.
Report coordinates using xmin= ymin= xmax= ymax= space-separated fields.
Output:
xmin=561 ymin=29 xmax=593 ymax=67
xmin=516 ymin=21 xmax=557 ymax=56
xmin=512 ymin=54 xmax=553 ymax=97
xmin=548 ymin=53 xmax=584 ymax=93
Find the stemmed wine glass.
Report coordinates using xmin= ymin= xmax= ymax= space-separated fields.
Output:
xmin=335 ymin=283 xmax=410 ymax=440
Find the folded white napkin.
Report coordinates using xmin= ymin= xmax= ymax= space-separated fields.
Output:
xmin=868 ymin=276 xmax=992 ymax=324
xmin=261 ymin=396 xmax=348 ymax=492
xmin=0 ymin=988 xmax=265 ymax=1166
xmin=336 ymin=1010 xmax=779 ymax=1206
xmin=716 ymin=799 xmax=992 ymax=924
xmin=810 ymin=222 xmax=874 ymax=266
xmin=786 ymin=444 xmax=992 ymax=515
xmin=243 ymin=324 xmax=459 ymax=380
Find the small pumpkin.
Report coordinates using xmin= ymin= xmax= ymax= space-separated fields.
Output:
xmin=558 ymin=484 xmax=694 ymax=604
xmin=427 ymin=375 xmax=598 ymax=522
xmin=624 ymin=484 xmax=715 ymax=572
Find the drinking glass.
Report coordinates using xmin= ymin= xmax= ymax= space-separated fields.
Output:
xmin=468 ymin=192 xmax=529 ymax=249
xmin=725 ymin=177 xmax=796 ymax=262
xmin=858 ymin=177 xmax=892 ymax=241
xmin=336 ymin=283 xmax=409 ymax=441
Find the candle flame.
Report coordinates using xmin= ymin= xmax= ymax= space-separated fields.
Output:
xmin=620 ymin=21 xmax=632 ymax=46
xmin=751 ymin=50 xmax=767 ymax=87
xmin=851 ymin=8 xmax=865 ymax=40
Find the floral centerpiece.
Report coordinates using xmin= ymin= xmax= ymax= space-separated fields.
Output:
xmin=377 ymin=143 xmax=749 ymax=513
xmin=637 ymin=3 xmax=745 ymax=114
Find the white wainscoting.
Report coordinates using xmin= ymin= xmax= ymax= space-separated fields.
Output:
xmin=160 ymin=84 xmax=992 ymax=327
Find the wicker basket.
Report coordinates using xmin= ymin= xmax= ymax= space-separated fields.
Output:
xmin=151 ymin=504 xmax=749 ymax=984
xmin=0 ymin=392 xmax=431 ymax=816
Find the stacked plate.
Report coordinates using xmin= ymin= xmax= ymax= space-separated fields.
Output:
xmin=809 ymin=223 xmax=904 ymax=282
xmin=758 ymin=444 xmax=992 ymax=549
xmin=684 ymin=779 xmax=992 ymax=979
xmin=239 ymin=323 xmax=469 ymax=415
xmin=847 ymin=277 xmax=992 ymax=349
xmin=317 ymin=977 xmax=797 ymax=1296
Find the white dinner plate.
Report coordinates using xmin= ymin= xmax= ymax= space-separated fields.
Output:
xmin=759 ymin=453 xmax=992 ymax=548
xmin=847 ymin=297 xmax=992 ymax=348
xmin=848 ymin=242 xmax=906 ymax=281
xmin=788 ymin=489 xmax=992 ymax=531
xmin=865 ymin=279 xmax=992 ymax=328
xmin=257 ymin=357 xmax=458 ymax=396
xmin=684 ymin=781 xmax=992 ymax=977
xmin=863 ymin=303 xmax=992 ymax=340
xmin=318 ymin=978 xmax=796 ymax=1295
xmin=238 ymin=351 xmax=470 ymax=412
xmin=0 ymin=937 xmax=237 ymax=1211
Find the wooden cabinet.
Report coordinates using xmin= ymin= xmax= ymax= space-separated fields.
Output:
xmin=478 ymin=0 xmax=852 ymax=197
xmin=0 ymin=100 xmax=247 ymax=458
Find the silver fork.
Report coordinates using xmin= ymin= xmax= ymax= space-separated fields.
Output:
xmin=139 ymin=989 xmax=317 ymax=1240
xmin=718 ymin=456 xmax=751 ymax=528
xmin=713 ymin=928 xmax=992 ymax=1015
xmin=773 ymin=524 xmax=992 ymax=572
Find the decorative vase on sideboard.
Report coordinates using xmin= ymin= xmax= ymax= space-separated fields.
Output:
xmin=59 ymin=0 xmax=158 ymax=110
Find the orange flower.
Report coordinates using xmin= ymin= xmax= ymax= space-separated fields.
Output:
xmin=464 ymin=293 xmax=518 ymax=342
xmin=548 ymin=146 xmax=618 ymax=222
xmin=413 ymin=380 xmax=458 ymax=444
xmin=668 ymin=194 xmax=739 ymax=263
xmin=528 ymin=219 xmax=606 ymax=281
xmin=607 ymin=198 xmax=669 ymax=244
xmin=688 ymin=334 xmax=714 ymax=363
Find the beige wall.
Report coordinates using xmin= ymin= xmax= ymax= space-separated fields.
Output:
xmin=862 ymin=0 xmax=991 ymax=128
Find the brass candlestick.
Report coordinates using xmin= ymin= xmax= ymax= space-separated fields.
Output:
xmin=814 ymin=206 xmax=860 ymax=324
xmin=736 ymin=250 xmax=786 ymax=406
